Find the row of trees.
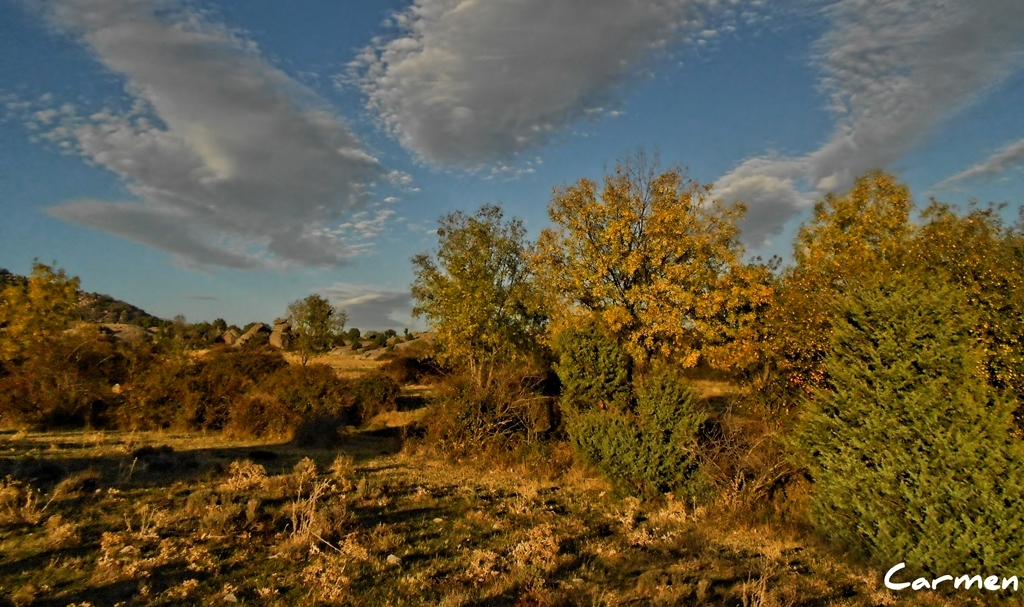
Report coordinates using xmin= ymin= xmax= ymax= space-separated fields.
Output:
xmin=411 ymin=155 xmax=1024 ymax=577
xmin=415 ymin=158 xmax=1024 ymax=408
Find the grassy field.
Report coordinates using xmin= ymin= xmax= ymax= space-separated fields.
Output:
xmin=0 ymin=417 xmax=979 ymax=607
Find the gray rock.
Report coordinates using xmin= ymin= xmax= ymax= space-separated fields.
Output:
xmin=269 ymin=325 xmax=291 ymax=350
xmin=98 ymin=323 xmax=151 ymax=345
xmin=234 ymin=323 xmax=270 ymax=347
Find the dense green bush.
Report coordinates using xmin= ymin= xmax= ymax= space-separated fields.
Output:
xmin=553 ymin=322 xmax=632 ymax=414
xmin=794 ymin=275 xmax=1024 ymax=574
xmin=567 ymin=366 xmax=707 ymax=498
xmin=554 ymin=325 xmax=708 ymax=498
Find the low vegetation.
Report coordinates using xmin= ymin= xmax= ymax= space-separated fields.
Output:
xmin=2 ymin=157 xmax=1023 ymax=604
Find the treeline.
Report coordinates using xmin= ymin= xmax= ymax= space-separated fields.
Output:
xmin=411 ymin=156 xmax=1024 ymax=579
xmin=0 ymin=265 xmax=409 ymax=439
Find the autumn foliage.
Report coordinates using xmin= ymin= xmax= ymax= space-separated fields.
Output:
xmin=5 ymin=159 xmax=1024 ymax=576
xmin=535 ymin=153 xmax=773 ymax=370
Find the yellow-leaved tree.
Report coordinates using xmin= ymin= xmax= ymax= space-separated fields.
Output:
xmin=0 ymin=262 xmax=81 ymax=364
xmin=768 ymin=171 xmax=913 ymax=390
xmin=534 ymin=153 xmax=772 ymax=370
xmin=411 ymin=205 xmax=546 ymax=387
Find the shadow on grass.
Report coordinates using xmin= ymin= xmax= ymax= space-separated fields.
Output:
xmin=0 ymin=427 xmax=409 ymax=494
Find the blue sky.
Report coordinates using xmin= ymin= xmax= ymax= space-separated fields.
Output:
xmin=2 ymin=0 xmax=1023 ymax=329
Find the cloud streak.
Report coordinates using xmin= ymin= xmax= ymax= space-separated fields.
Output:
xmin=937 ymin=137 xmax=1024 ymax=188
xmin=36 ymin=0 xmax=384 ymax=268
xmin=716 ymin=0 xmax=1024 ymax=246
xmin=355 ymin=0 xmax=730 ymax=166
xmin=318 ymin=283 xmax=415 ymax=330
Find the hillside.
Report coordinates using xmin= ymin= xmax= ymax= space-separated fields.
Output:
xmin=1 ymin=267 xmax=164 ymax=328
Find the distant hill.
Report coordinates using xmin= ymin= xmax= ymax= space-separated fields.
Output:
xmin=77 ymin=291 xmax=165 ymax=327
xmin=1 ymin=267 xmax=165 ymax=328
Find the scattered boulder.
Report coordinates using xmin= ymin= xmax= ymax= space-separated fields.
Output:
xmin=234 ymin=323 xmax=270 ymax=347
xmin=98 ymin=323 xmax=151 ymax=345
xmin=270 ymin=318 xmax=292 ymax=350
xmin=222 ymin=328 xmax=240 ymax=346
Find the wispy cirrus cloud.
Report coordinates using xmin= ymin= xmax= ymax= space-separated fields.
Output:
xmin=716 ymin=0 xmax=1024 ymax=247
xmin=936 ymin=137 xmax=1024 ymax=189
xmin=317 ymin=283 xmax=415 ymax=330
xmin=31 ymin=0 xmax=385 ymax=269
xmin=353 ymin=0 xmax=760 ymax=166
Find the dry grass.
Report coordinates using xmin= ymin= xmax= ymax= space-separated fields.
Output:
xmin=0 ymin=428 xmax=994 ymax=606
xmin=311 ymin=350 xmax=389 ymax=379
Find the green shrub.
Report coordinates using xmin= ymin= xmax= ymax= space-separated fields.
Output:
xmin=353 ymin=371 xmax=401 ymax=420
xmin=794 ymin=275 xmax=1024 ymax=575
xmin=566 ymin=366 xmax=707 ymax=498
xmin=553 ymin=322 xmax=632 ymax=415
xmin=259 ymin=363 xmax=358 ymax=424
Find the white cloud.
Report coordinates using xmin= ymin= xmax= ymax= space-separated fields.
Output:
xmin=317 ymin=283 xmax=415 ymax=330
xmin=937 ymin=137 xmax=1024 ymax=188
xmin=716 ymin=0 xmax=1024 ymax=247
xmin=334 ymin=207 xmax=397 ymax=241
xmin=355 ymin=0 xmax=732 ymax=166
xmin=714 ymin=156 xmax=813 ymax=247
xmin=386 ymin=169 xmax=415 ymax=188
xmin=35 ymin=0 xmax=384 ymax=268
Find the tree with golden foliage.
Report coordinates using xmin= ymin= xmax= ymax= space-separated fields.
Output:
xmin=534 ymin=153 xmax=772 ymax=369
xmin=0 ymin=262 xmax=80 ymax=364
xmin=767 ymin=171 xmax=914 ymax=390
xmin=412 ymin=204 xmax=546 ymax=387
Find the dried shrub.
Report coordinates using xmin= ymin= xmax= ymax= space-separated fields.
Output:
xmin=260 ymin=363 xmax=358 ymax=423
xmin=44 ymin=514 xmax=80 ymax=549
xmin=329 ymin=454 xmax=356 ymax=492
xmin=0 ymin=330 xmax=130 ymax=429
xmin=0 ymin=476 xmax=42 ymax=526
xmin=124 ymin=346 xmax=287 ymax=431
xmin=424 ymin=365 xmax=553 ymax=457
xmin=220 ymin=460 xmax=269 ymax=492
